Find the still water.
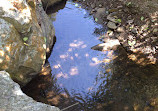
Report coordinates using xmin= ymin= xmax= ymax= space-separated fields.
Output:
xmin=48 ymin=1 xmax=106 ymax=97
xmin=23 ymin=1 xmax=158 ymax=111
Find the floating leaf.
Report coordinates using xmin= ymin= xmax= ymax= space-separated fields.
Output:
xmin=141 ymin=16 xmax=144 ymax=21
xmin=95 ymin=18 xmax=98 ymax=22
xmin=75 ymin=3 xmax=79 ymax=7
xmin=23 ymin=37 xmax=28 ymax=41
xmin=79 ymin=6 xmax=81 ymax=8
xmin=128 ymin=40 xmax=136 ymax=46
xmin=83 ymin=11 xmax=86 ymax=15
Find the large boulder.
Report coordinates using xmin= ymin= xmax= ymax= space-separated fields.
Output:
xmin=0 ymin=0 xmax=55 ymax=86
xmin=0 ymin=71 xmax=60 ymax=111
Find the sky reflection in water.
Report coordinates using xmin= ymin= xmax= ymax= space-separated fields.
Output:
xmin=48 ymin=2 xmax=109 ymax=96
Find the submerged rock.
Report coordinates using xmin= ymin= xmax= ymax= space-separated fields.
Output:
xmin=0 ymin=71 xmax=60 ymax=111
xmin=91 ymin=39 xmax=120 ymax=51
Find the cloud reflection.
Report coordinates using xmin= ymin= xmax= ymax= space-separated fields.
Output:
xmin=69 ymin=67 xmax=78 ymax=76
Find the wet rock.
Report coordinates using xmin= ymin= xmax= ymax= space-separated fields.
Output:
xmin=0 ymin=71 xmax=60 ymax=111
xmin=91 ymin=39 xmax=120 ymax=51
xmin=107 ymin=21 xmax=117 ymax=29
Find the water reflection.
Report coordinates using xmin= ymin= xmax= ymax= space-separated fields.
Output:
xmin=22 ymin=1 xmax=158 ymax=111
xmin=84 ymin=46 xmax=158 ymax=111
xmin=48 ymin=1 xmax=106 ymax=96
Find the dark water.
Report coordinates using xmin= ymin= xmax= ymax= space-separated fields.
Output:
xmin=23 ymin=1 xmax=158 ymax=111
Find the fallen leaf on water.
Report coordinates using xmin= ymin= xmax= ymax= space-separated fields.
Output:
xmin=95 ymin=18 xmax=98 ymax=22
xmin=75 ymin=3 xmax=79 ymax=7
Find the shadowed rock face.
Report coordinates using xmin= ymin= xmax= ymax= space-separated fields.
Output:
xmin=0 ymin=71 xmax=60 ymax=111
xmin=41 ymin=0 xmax=63 ymax=10
xmin=0 ymin=0 xmax=55 ymax=86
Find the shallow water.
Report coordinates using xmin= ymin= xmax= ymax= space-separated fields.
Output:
xmin=49 ymin=2 xmax=107 ymax=96
xmin=23 ymin=1 xmax=158 ymax=111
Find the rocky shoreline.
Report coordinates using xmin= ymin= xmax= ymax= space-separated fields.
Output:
xmin=0 ymin=0 xmax=157 ymax=110
xmin=76 ymin=0 xmax=158 ymax=65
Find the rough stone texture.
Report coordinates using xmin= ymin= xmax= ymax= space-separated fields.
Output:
xmin=94 ymin=8 xmax=106 ymax=24
xmin=36 ymin=0 xmax=56 ymax=57
xmin=0 ymin=71 xmax=60 ymax=111
xmin=91 ymin=39 xmax=120 ymax=51
xmin=107 ymin=21 xmax=117 ymax=29
xmin=0 ymin=0 xmax=50 ymax=86
xmin=0 ymin=0 xmax=32 ymax=34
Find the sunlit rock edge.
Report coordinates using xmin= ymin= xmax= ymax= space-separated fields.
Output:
xmin=0 ymin=0 xmax=55 ymax=86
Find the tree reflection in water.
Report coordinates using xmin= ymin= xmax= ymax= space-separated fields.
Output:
xmin=23 ymin=46 xmax=158 ymax=111
xmin=22 ymin=0 xmax=158 ymax=111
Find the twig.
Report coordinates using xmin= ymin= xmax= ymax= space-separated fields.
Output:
xmin=45 ymin=1 xmax=49 ymax=11
xmin=61 ymin=102 xmax=79 ymax=111
xmin=53 ymin=60 xmax=65 ymax=76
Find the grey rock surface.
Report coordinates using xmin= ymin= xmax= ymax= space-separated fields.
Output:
xmin=0 ymin=71 xmax=60 ymax=111
xmin=107 ymin=21 xmax=117 ymax=29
